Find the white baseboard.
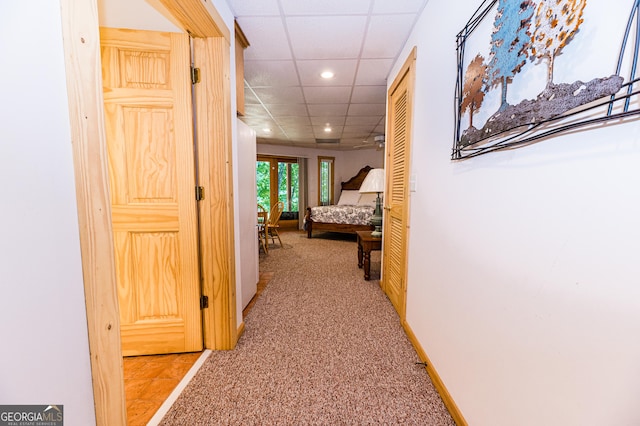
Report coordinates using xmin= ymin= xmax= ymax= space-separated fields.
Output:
xmin=146 ymin=349 xmax=212 ymax=426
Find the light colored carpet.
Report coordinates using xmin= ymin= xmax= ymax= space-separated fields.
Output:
xmin=160 ymin=231 xmax=454 ymax=425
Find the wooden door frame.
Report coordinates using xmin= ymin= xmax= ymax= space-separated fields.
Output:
xmin=60 ymin=0 xmax=237 ymax=424
xmin=256 ymin=155 xmax=300 ymax=228
xmin=382 ymin=47 xmax=417 ymax=323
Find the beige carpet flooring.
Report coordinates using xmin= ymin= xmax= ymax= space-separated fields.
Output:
xmin=160 ymin=231 xmax=454 ymax=425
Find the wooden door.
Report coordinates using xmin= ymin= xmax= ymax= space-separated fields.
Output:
xmin=100 ymin=28 xmax=202 ymax=356
xmin=382 ymin=48 xmax=416 ymax=321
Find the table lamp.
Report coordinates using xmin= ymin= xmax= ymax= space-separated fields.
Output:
xmin=359 ymin=168 xmax=385 ymax=238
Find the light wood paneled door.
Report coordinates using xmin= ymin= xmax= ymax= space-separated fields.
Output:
xmin=101 ymin=28 xmax=202 ymax=356
xmin=382 ymin=48 xmax=416 ymax=321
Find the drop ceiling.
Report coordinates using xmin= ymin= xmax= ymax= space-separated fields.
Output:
xmin=227 ymin=0 xmax=429 ymax=150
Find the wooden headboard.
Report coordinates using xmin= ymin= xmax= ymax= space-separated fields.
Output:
xmin=341 ymin=166 xmax=373 ymax=191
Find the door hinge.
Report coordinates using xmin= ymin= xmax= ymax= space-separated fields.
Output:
xmin=200 ymin=295 xmax=209 ymax=309
xmin=195 ymin=186 xmax=205 ymax=201
xmin=191 ymin=66 xmax=201 ymax=84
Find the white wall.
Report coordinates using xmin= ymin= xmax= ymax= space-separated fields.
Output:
xmin=257 ymin=144 xmax=383 ymax=206
xmin=98 ymin=0 xmax=180 ymax=31
xmin=237 ymin=121 xmax=258 ymax=308
xmin=339 ymin=148 xmax=385 ymax=186
xmin=395 ymin=1 xmax=640 ymax=425
xmin=0 ymin=2 xmax=96 ymax=424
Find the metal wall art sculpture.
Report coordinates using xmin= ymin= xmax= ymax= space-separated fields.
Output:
xmin=453 ymin=0 xmax=640 ymax=160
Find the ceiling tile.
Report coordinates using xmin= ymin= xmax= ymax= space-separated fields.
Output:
xmin=355 ymin=59 xmax=394 ymax=85
xmin=296 ymin=60 xmax=358 ymax=86
xmin=235 ymin=2 xmax=424 ymax=150
xmin=310 ymin=116 xmax=346 ymax=126
xmin=313 ymin=125 xmax=344 ymax=137
xmin=245 ymin=60 xmax=299 ymax=87
xmin=254 ymin=120 xmax=284 ymax=138
xmin=239 ymin=17 xmax=291 ymax=60
xmin=345 ymin=115 xmax=384 ymax=126
xmin=307 ymin=104 xmax=349 ymax=116
xmin=263 ymin=131 xmax=287 ymax=140
xmin=274 ymin=116 xmax=312 ymax=126
xmin=351 ymin=85 xmax=387 ymax=103
xmin=342 ymin=136 xmax=369 ymax=145
xmin=343 ymin=125 xmax=377 ymax=136
xmin=265 ymin=104 xmax=309 ymax=117
xmin=361 ymin=14 xmax=416 ymax=58
xmin=244 ymin=89 xmax=262 ymax=105
xmin=227 ymin=0 xmax=280 ymax=16
xmin=372 ymin=0 xmax=428 ymax=14
xmin=251 ymin=87 xmax=304 ymax=104
xmin=280 ymin=0 xmax=372 ymax=15
xmin=286 ymin=16 xmax=368 ymax=60
xmin=280 ymin=126 xmax=315 ymax=138
xmin=242 ymin=104 xmax=270 ymax=117
xmin=348 ymin=103 xmax=386 ymax=116
xmin=303 ymin=86 xmax=351 ymax=104
xmin=240 ymin=117 xmax=278 ymax=127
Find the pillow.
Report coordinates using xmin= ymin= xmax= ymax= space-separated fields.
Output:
xmin=337 ymin=190 xmax=361 ymax=205
xmin=357 ymin=192 xmax=377 ymax=206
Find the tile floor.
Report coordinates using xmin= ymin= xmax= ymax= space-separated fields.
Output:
xmin=123 ymin=271 xmax=274 ymax=425
xmin=123 ymin=351 xmax=202 ymax=425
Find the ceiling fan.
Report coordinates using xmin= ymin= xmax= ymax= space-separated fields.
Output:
xmin=354 ymin=135 xmax=386 ymax=151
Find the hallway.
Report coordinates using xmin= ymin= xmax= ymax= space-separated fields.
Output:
xmin=158 ymin=231 xmax=453 ymax=424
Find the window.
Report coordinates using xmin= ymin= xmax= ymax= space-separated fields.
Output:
xmin=318 ymin=156 xmax=334 ymax=206
xmin=278 ymin=161 xmax=299 ymax=213
xmin=257 ymin=156 xmax=299 ymax=221
xmin=256 ymin=159 xmax=272 ymax=212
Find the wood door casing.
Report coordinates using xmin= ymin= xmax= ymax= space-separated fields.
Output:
xmin=100 ymin=28 xmax=202 ymax=356
xmin=382 ymin=48 xmax=416 ymax=321
xmin=64 ymin=2 xmax=237 ymax=422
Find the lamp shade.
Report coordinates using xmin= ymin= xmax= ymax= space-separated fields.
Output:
xmin=359 ymin=168 xmax=385 ymax=193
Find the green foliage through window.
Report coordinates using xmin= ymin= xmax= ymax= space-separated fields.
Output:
xmin=278 ymin=162 xmax=299 ymax=212
xmin=256 ymin=158 xmax=299 ymax=215
xmin=318 ymin=157 xmax=334 ymax=206
xmin=256 ymin=161 xmax=271 ymax=212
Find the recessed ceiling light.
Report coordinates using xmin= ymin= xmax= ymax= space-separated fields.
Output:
xmin=324 ymin=126 xmax=332 ymax=133
xmin=320 ymin=71 xmax=334 ymax=79
xmin=263 ymin=128 xmax=272 ymax=133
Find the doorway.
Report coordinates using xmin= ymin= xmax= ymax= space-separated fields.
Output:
xmin=382 ymin=47 xmax=417 ymax=322
xmin=100 ymin=27 xmax=203 ymax=357
xmin=100 ymin=26 xmax=206 ymax=425
xmin=62 ymin=0 xmax=238 ymax=423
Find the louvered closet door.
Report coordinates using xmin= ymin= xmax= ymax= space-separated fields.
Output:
xmin=382 ymin=49 xmax=415 ymax=321
xmin=100 ymin=28 xmax=202 ymax=356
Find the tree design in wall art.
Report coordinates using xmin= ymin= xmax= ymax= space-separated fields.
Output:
xmin=453 ymin=0 xmax=640 ymax=160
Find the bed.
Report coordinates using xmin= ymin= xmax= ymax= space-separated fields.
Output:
xmin=304 ymin=165 xmax=376 ymax=238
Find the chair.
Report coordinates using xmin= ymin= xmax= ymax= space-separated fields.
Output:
xmin=257 ymin=204 xmax=268 ymax=253
xmin=257 ymin=204 xmax=268 ymax=223
xmin=265 ymin=201 xmax=284 ymax=248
